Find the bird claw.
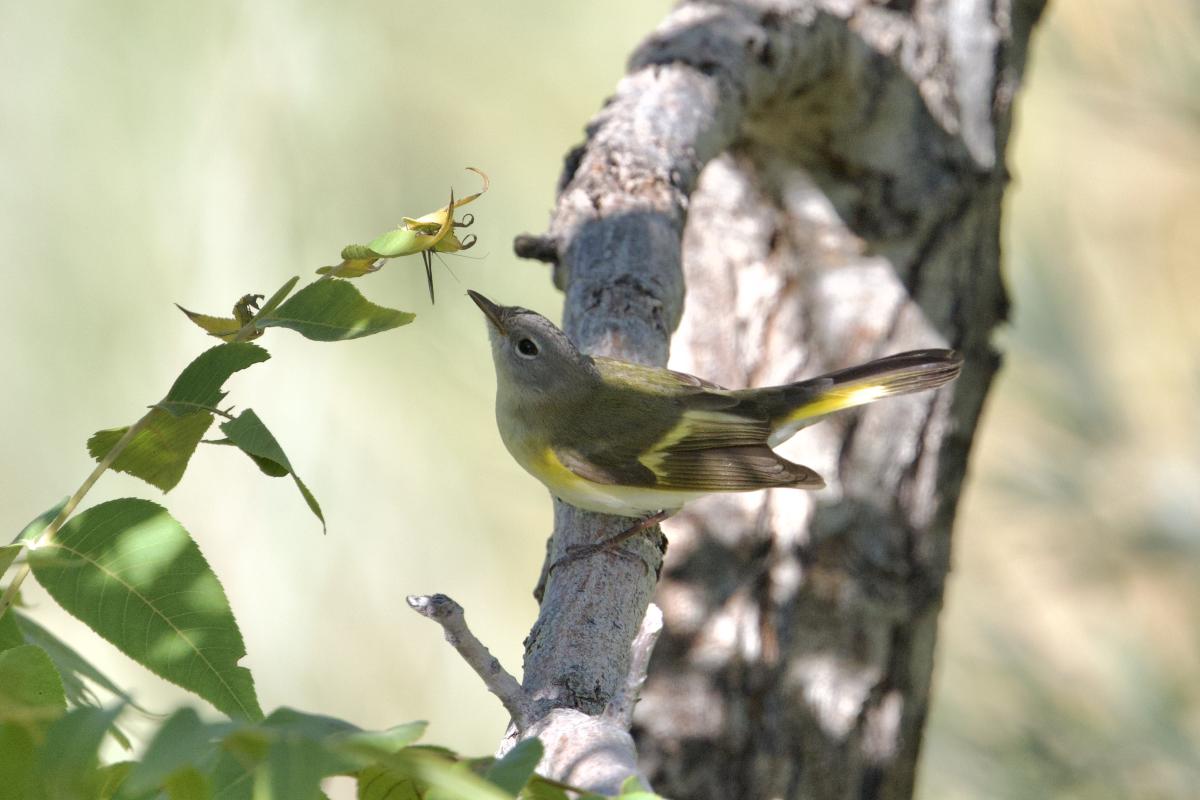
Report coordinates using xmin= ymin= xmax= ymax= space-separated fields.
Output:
xmin=547 ymin=510 xmax=671 ymax=575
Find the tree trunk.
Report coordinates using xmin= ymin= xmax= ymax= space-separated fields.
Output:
xmin=514 ymin=2 xmax=1045 ymax=797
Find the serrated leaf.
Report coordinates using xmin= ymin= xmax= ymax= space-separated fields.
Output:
xmin=257 ymin=279 xmax=415 ymax=341
xmin=32 ymin=705 xmax=122 ymax=800
xmin=0 ymin=645 xmax=67 ymax=725
xmin=217 ymin=410 xmax=325 ymax=532
xmin=13 ymin=611 xmax=142 ymax=711
xmin=485 ymin=738 xmax=543 ymax=795
xmin=158 ymin=343 xmax=270 ymax=417
xmin=88 ymin=409 xmax=213 ymax=493
xmin=14 ymin=499 xmax=68 ymax=545
xmin=28 ymin=499 xmax=262 ymax=721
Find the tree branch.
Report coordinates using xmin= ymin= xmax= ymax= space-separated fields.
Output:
xmin=405 ymin=594 xmax=532 ymax=730
xmin=507 ymin=1 xmax=1044 ymax=795
xmin=604 ymin=604 xmax=664 ymax=729
xmin=515 ymin=2 xmax=851 ymax=736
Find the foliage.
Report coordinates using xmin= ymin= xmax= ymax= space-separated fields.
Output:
xmin=0 ymin=173 xmax=665 ymax=797
xmin=317 ymin=167 xmax=488 ymax=302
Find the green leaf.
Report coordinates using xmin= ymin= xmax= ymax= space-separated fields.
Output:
xmin=32 ymin=705 xmax=122 ymax=800
xmin=317 ymin=247 xmax=382 ymax=279
xmin=14 ymin=611 xmax=141 ymax=710
xmin=238 ymin=708 xmax=360 ymax=800
xmin=254 ymin=734 xmax=329 ymax=800
xmin=217 ymin=410 xmax=325 ymax=532
xmin=0 ymin=544 xmax=22 ymax=577
xmin=14 ymin=498 xmax=68 ymax=544
xmin=366 ymin=227 xmax=432 ymax=258
xmin=96 ymin=761 xmax=136 ymax=800
xmin=257 ymin=279 xmax=415 ymax=341
xmin=0 ymin=614 xmax=135 ymax=752
xmin=357 ymin=764 xmax=421 ymax=800
xmin=28 ymin=499 xmax=262 ymax=721
xmin=521 ymin=778 xmax=570 ymax=800
xmin=88 ymin=409 xmax=213 ymax=493
xmin=333 ymin=721 xmax=428 ymax=762
xmin=176 ymin=306 xmax=244 ymax=343
xmin=340 ymin=245 xmax=380 ymax=261
xmin=615 ymin=775 xmax=660 ymax=799
xmin=485 ymin=738 xmax=543 ymax=795
xmin=0 ymin=645 xmax=67 ymax=725
xmin=209 ymin=748 xmax=256 ymax=800
xmin=249 ymin=276 xmax=300 ymax=323
xmin=164 ymin=767 xmax=213 ymax=800
xmin=261 ymin=706 xmax=359 ymax=739
xmin=0 ymin=613 xmax=22 ymax=651
xmin=409 ymin=754 xmax=512 ymax=800
xmin=0 ymin=722 xmax=36 ymax=800
xmin=123 ymin=708 xmax=230 ymax=795
xmin=159 ymin=343 xmax=270 ymax=417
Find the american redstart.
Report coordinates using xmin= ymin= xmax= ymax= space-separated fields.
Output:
xmin=469 ymin=291 xmax=961 ymax=561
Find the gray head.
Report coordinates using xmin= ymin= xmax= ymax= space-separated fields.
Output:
xmin=468 ymin=291 xmax=598 ymax=403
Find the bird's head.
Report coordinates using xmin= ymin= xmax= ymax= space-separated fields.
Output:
xmin=468 ymin=290 xmax=596 ymax=402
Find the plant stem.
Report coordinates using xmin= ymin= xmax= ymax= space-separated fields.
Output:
xmin=0 ymin=410 xmax=154 ymax=621
xmin=0 ymin=564 xmax=29 ymax=624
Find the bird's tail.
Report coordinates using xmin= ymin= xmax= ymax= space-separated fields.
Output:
xmin=763 ymin=349 xmax=963 ymax=446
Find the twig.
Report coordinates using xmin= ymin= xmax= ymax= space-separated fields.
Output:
xmin=0 ymin=409 xmax=154 ymax=621
xmin=604 ymin=603 xmax=664 ymax=728
xmin=406 ymin=594 xmax=532 ymax=730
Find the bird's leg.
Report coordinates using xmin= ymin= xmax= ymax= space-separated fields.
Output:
xmin=550 ymin=510 xmax=672 ymax=574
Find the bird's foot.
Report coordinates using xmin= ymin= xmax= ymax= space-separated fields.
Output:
xmin=549 ymin=510 xmax=672 ymax=574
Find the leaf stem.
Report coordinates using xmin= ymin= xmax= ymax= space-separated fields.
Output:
xmin=0 ymin=564 xmax=29 ymax=624
xmin=0 ymin=410 xmax=154 ymax=621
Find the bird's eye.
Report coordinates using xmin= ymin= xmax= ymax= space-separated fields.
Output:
xmin=517 ymin=338 xmax=539 ymax=357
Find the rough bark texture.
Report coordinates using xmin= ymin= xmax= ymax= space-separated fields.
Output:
xmin=513 ymin=1 xmax=1045 ymax=797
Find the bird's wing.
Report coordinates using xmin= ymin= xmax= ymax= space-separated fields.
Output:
xmin=593 ymin=357 xmax=733 ymax=396
xmin=638 ymin=407 xmax=824 ymax=491
xmin=554 ymin=445 xmax=658 ymax=487
xmin=646 ymin=444 xmax=825 ymax=491
xmin=554 ymin=368 xmax=824 ymax=491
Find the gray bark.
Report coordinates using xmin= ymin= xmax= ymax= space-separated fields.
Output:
xmin=512 ymin=1 xmax=1045 ymax=797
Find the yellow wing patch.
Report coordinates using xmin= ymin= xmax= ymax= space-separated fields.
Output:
xmin=639 ymin=411 xmax=770 ymax=475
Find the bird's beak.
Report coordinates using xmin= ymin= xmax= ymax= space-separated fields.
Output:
xmin=467 ymin=290 xmax=507 ymax=334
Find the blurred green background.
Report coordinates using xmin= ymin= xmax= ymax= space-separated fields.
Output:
xmin=0 ymin=1 xmax=1196 ymax=797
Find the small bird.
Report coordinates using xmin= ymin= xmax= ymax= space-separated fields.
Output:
xmin=469 ymin=291 xmax=961 ymax=557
